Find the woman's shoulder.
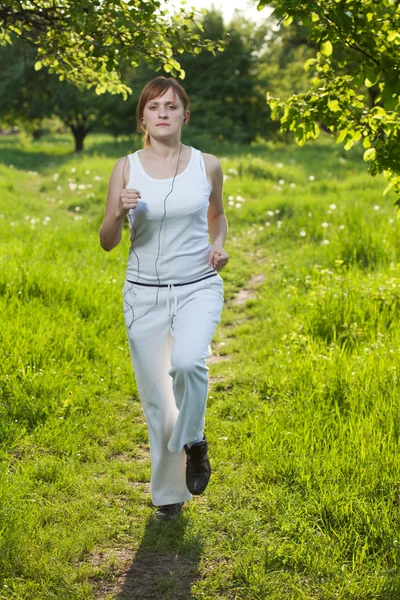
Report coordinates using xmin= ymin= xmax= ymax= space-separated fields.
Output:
xmin=114 ymin=152 xmax=135 ymax=167
xmin=110 ymin=155 xmax=133 ymax=187
xmin=200 ymin=152 xmax=223 ymax=178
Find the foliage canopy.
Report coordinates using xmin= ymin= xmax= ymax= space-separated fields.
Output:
xmin=259 ymin=0 xmax=400 ymax=203
xmin=0 ymin=0 xmax=220 ymax=100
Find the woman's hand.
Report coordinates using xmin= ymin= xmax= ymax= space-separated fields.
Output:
xmin=207 ymin=245 xmax=229 ymax=271
xmin=116 ymin=188 xmax=141 ymax=217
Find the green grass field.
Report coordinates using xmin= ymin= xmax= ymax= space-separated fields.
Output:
xmin=0 ymin=132 xmax=399 ymax=599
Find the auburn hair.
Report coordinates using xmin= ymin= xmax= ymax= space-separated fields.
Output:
xmin=136 ymin=76 xmax=190 ymax=147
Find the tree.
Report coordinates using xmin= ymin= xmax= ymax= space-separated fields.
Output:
xmin=259 ymin=0 xmax=400 ymax=203
xmin=0 ymin=0 xmax=221 ymax=99
xmin=0 ymin=35 xmax=139 ymax=151
xmin=176 ymin=9 xmax=273 ymax=144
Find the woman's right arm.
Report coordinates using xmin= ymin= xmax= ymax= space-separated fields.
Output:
xmin=99 ymin=157 xmax=141 ymax=251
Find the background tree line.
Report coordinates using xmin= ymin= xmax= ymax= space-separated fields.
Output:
xmin=0 ymin=8 xmax=314 ymax=151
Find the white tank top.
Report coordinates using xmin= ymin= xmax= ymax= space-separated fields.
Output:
xmin=125 ymin=146 xmax=214 ymax=284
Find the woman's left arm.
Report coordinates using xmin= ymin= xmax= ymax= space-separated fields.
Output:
xmin=203 ymin=153 xmax=229 ymax=271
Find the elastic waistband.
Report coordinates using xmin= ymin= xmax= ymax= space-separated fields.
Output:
xmin=126 ymin=271 xmax=218 ymax=288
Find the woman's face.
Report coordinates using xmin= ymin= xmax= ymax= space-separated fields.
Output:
xmin=143 ymin=88 xmax=190 ymax=140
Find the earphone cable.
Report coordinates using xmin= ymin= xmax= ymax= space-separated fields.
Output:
xmin=123 ymin=144 xmax=184 ymax=328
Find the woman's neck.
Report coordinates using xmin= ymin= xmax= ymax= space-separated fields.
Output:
xmin=145 ymin=137 xmax=183 ymax=160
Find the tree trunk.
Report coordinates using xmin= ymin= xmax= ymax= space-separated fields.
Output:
xmin=32 ymin=128 xmax=43 ymax=140
xmin=70 ymin=124 xmax=89 ymax=152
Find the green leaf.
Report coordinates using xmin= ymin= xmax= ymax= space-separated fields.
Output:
xmin=337 ymin=129 xmax=348 ymax=143
xmin=372 ymin=106 xmax=387 ymax=118
xmin=327 ymin=99 xmax=340 ymax=112
xmin=344 ymin=138 xmax=355 ymax=150
xmin=363 ymin=136 xmax=371 ymax=149
xmin=304 ymin=58 xmax=317 ymax=72
xmin=34 ymin=61 xmax=43 ymax=71
xmin=383 ymin=182 xmax=394 ymax=196
xmin=363 ymin=148 xmax=376 ymax=162
xmin=320 ymin=40 xmax=332 ymax=57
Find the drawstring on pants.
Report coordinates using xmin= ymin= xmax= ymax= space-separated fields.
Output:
xmin=167 ymin=283 xmax=178 ymax=317
xmin=125 ymin=271 xmax=218 ymax=325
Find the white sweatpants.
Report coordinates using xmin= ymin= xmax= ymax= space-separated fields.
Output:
xmin=123 ymin=273 xmax=224 ymax=506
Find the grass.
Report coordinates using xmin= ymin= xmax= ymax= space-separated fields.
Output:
xmin=0 ymin=131 xmax=399 ymax=599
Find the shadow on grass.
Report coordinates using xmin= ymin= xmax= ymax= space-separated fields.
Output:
xmin=114 ymin=511 xmax=203 ymax=600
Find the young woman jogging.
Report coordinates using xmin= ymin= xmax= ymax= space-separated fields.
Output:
xmin=99 ymin=76 xmax=229 ymax=520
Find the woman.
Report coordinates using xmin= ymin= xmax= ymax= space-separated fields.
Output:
xmin=99 ymin=76 xmax=229 ymax=521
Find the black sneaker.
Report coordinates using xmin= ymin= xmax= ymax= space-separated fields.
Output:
xmin=184 ymin=436 xmax=211 ymax=495
xmin=155 ymin=502 xmax=184 ymax=521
